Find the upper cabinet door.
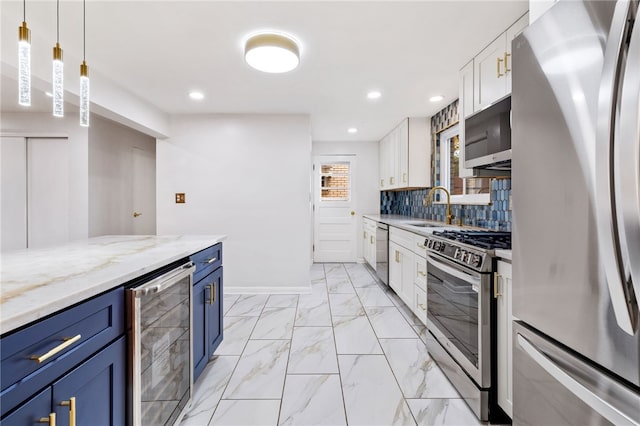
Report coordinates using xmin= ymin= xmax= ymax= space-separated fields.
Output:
xmin=505 ymin=13 xmax=529 ymax=94
xmin=474 ymin=34 xmax=508 ymax=111
xmin=459 ymin=60 xmax=475 ymax=178
xmin=397 ymin=118 xmax=410 ymax=187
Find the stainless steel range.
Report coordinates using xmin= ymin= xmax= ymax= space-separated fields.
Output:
xmin=424 ymin=230 xmax=510 ymax=423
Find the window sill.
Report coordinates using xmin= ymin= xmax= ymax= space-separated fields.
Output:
xmin=432 ymin=193 xmax=491 ymax=206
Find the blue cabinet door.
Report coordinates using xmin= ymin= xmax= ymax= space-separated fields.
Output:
xmin=207 ymin=267 xmax=224 ymax=356
xmin=193 ymin=278 xmax=208 ymax=381
xmin=1 ymin=387 xmax=52 ymax=426
xmin=52 ymin=336 xmax=126 ymax=426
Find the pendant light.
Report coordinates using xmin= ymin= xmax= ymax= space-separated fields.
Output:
xmin=52 ymin=0 xmax=63 ymax=117
xmin=18 ymin=0 xmax=31 ymax=106
xmin=79 ymin=0 xmax=89 ymax=127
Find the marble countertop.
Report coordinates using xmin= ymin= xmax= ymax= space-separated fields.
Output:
xmin=495 ymin=249 xmax=512 ymax=261
xmin=1 ymin=235 xmax=226 ymax=335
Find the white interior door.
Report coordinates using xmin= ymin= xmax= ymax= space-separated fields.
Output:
xmin=27 ymin=138 xmax=69 ymax=248
xmin=1 ymin=137 xmax=28 ymax=250
xmin=313 ymin=156 xmax=357 ymax=262
xmin=131 ymin=146 xmax=156 ymax=235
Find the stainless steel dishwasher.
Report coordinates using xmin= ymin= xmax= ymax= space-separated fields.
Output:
xmin=127 ymin=260 xmax=195 ymax=426
xmin=376 ymin=223 xmax=389 ymax=285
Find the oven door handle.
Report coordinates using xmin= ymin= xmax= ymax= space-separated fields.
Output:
xmin=426 ymin=254 xmax=481 ymax=286
xmin=132 ymin=261 xmax=195 ymax=296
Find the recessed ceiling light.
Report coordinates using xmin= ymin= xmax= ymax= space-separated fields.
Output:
xmin=367 ymin=91 xmax=381 ymax=99
xmin=45 ymin=91 xmax=53 ymax=97
xmin=244 ymin=32 xmax=300 ymax=73
xmin=347 ymin=128 xmax=358 ymax=134
xmin=189 ymin=91 xmax=204 ymax=100
xmin=429 ymin=95 xmax=444 ymax=102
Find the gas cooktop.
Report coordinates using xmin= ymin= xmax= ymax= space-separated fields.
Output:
xmin=432 ymin=230 xmax=511 ymax=250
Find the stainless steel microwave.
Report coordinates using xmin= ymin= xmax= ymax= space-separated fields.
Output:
xmin=464 ymin=95 xmax=511 ymax=170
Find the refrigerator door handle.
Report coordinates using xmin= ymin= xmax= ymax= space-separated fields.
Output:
xmin=615 ymin=3 xmax=640 ymax=313
xmin=596 ymin=0 xmax=637 ymax=335
xmin=517 ymin=334 xmax=639 ymax=426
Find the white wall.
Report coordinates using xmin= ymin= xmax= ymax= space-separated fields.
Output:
xmin=157 ymin=114 xmax=312 ymax=293
xmin=88 ymin=115 xmax=156 ymax=237
xmin=0 ymin=113 xmax=89 ymax=241
xmin=312 ymin=140 xmax=380 ymax=262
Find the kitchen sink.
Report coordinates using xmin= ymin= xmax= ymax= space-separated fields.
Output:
xmin=406 ymin=223 xmax=439 ymax=228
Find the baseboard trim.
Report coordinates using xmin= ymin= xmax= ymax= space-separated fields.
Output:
xmin=225 ymin=285 xmax=312 ymax=295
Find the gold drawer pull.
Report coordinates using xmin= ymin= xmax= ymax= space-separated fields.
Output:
xmin=504 ymin=52 xmax=511 ymax=73
xmin=380 ymin=179 xmax=384 ymax=187
xmin=417 ymin=271 xmax=427 ymax=277
xmin=416 ymin=242 xmax=426 ymax=250
xmin=494 ymin=272 xmax=502 ymax=298
xmin=497 ymin=57 xmax=504 ymax=78
xmin=418 ymin=303 xmax=426 ymax=311
xmin=370 ymin=236 xmax=374 ymax=244
xmin=209 ymin=283 xmax=216 ymax=304
xmin=403 ymin=173 xmax=407 ymax=183
xmin=395 ymin=250 xmax=400 ymax=263
xmin=38 ymin=413 xmax=56 ymax=426
xmin=60 ymin=397 xmax=76 ymax=426
xmin=31 ymin=335 xmax=82 ymax=364
xmin=205 ymin=257 xmax=217 ymax=264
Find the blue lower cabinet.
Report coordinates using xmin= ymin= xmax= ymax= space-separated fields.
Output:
xmin=192 ymin=265 xmax=224 ymax=382
xmin=1 ymin=387 xmax=52 ymax=426
xmin=53 ymin=336 xmax=126 ymax=426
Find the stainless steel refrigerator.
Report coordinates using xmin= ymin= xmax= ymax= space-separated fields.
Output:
xmin=512 ymin=1 xmax=640 ymax=424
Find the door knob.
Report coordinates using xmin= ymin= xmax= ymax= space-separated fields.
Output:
xmin=133 ymin=212 xmax=142 ymax=218
xmin=350 ymin=211 xmax=355 ymax=216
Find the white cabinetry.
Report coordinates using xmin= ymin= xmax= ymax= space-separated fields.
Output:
xmin=362 ymin=217 xmax=377 ymax=268
xmin=496 ymin=259 xmax=513 ymax=418
xmin=389 ymin=227 xmax=428 ymax=325
xmin=467 ymin=13 xmax=529 ymax=113
xmin=379 ymin=117 xmax=430 ymax=191
xmin=458 ymin=60 xmax=475 ymax=178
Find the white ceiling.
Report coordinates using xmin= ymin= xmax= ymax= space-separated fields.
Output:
xmin=1 ymin=1 xmax=528 ymax=141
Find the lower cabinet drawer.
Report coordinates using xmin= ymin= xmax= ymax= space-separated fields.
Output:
xmin=192 ymin=243 xmax=222 ymax=283
xmin=0 ymin=287 xmax=124 ymax=416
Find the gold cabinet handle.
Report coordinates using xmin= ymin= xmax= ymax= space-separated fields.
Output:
xmin=60 ymin=397 xmax=76 ymax=426
xmin=418 ymin=303 xmax=426 ymax=311
xmin=504 ymin=52 xmax=511 ymax=73
xmin=205 ymin=257 xmax=217 ymax=264
xmin=497 ymin=57 xmax=504 ymax=78
xmin=363 ymin=231 xmax=367 ymax=239
xmin=208 ymin=283 xmax=216 ymax=304
xmin=403 ymin=173 xmax=407 ymax=183
xmin=38 ymin=413 xmax=56 ymax=426
xmin=380 ymin=179 xmax=384 ymax=187
xmin=417 ymin=271 xmax=427 ymax=277
xmin=390 ymin=177 xmax=395 ymax=185
xmin=370 ymin=235 xmax=374 ymax=244
xmin=395 ymin=250 xmax=400 ymax=263
xmin=494 ymin=272 xmax=502 ymax=298
xmin=133 ymin=212 xmax=142 ymax=218
xmin=416 ymin=242 xmax=426 ymax=250
xmin=31 ymin=335 xmax=82 ymax=363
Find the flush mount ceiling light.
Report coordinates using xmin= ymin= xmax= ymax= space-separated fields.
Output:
xmin=189 ymin=91 xmax=204 ymax=100
xmin=244 ymin=33 xmax=300 ymax=73
xmin=429 ymin=95 xmax=444 ymax=102
xmin=367 ymin=91 xmax=381 ymax=100
xmin=347 ymin=128 xmax=358 ymax=134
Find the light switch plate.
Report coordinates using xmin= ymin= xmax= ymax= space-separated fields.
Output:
xmin=175 ymin=193 xmax=185 ymax=203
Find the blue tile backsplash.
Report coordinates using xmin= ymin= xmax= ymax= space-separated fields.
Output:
xmin=380 ymin=178 xmax=512 ymax=231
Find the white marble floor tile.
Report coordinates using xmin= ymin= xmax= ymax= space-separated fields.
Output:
xmin=225 ymin=294 xmax=268 ymax=317
xmin=345 ymin=264 xmax=378 ymax=287
xmin=395 ymin=300 xmax=424 ymax=326
xmin=412 ymin=324 xmax=430 ymax=345
xmin=406 ymin=399 xmax=482 ymax=426
xmin=214 ymin=316 xmax=259 ymax=356
xmin=324 ymin=263 xmax=348 ymax=277
xmin=180 ymin=356 xmax=238 ymax=426
xmin=279 ymin=375 xmax=346 ymax=426
xmin=223 ymin=295 xmax=239 ymax=316
xmin=332 ymin=315 xmax=383 ymax=355
xmin=250 ymin=307 xmax=296 ymax=340
xmin=329 ymin=294 xmax=365 ymax=316
xmin=311 ymin=281 xmax=329 ymax=297
xmin=209 ymin=400 xmax=281 ymax=426
xmin=265 ymin=294 xmax=299 ymax=308
xmin=355 ymin=286 xmax=394 ymax=307
xmin=338 ymin=355 xmax=416 ymax=426
xmin=296 ymin=295 xmax=332 ymax=326
xmin=326 ymin=276 xmax=356 ymax=294
xmin=379 ymin=339 xmax=459 ymax=398
xmin=287 ymin=327 xmax=338 ymax=374
xmin=365 ymin=306 xmax=417 ymax=338
xmin=222 ymin=340 xmax=290 ymax=399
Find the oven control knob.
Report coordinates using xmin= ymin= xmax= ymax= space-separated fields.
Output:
xmin=453 ymin=248 xmax=460 ymax=259
xmin=472 ymin=255 xmax=482 ymax=267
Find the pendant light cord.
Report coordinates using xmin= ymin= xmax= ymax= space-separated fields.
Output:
xmin=23 ymin=0 xmax=25 ymax=21
xmin=56 ymin=0 xmax=59 ymax=43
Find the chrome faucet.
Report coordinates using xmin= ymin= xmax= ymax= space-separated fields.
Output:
xmin=426 ymin=186 xmax=454 ymax=225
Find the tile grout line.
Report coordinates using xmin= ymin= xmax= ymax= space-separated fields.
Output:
xmin=329 ymin=263 xmax=350 ymax=426
xmin=276 ymin=291 xmax=300 ymax=426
